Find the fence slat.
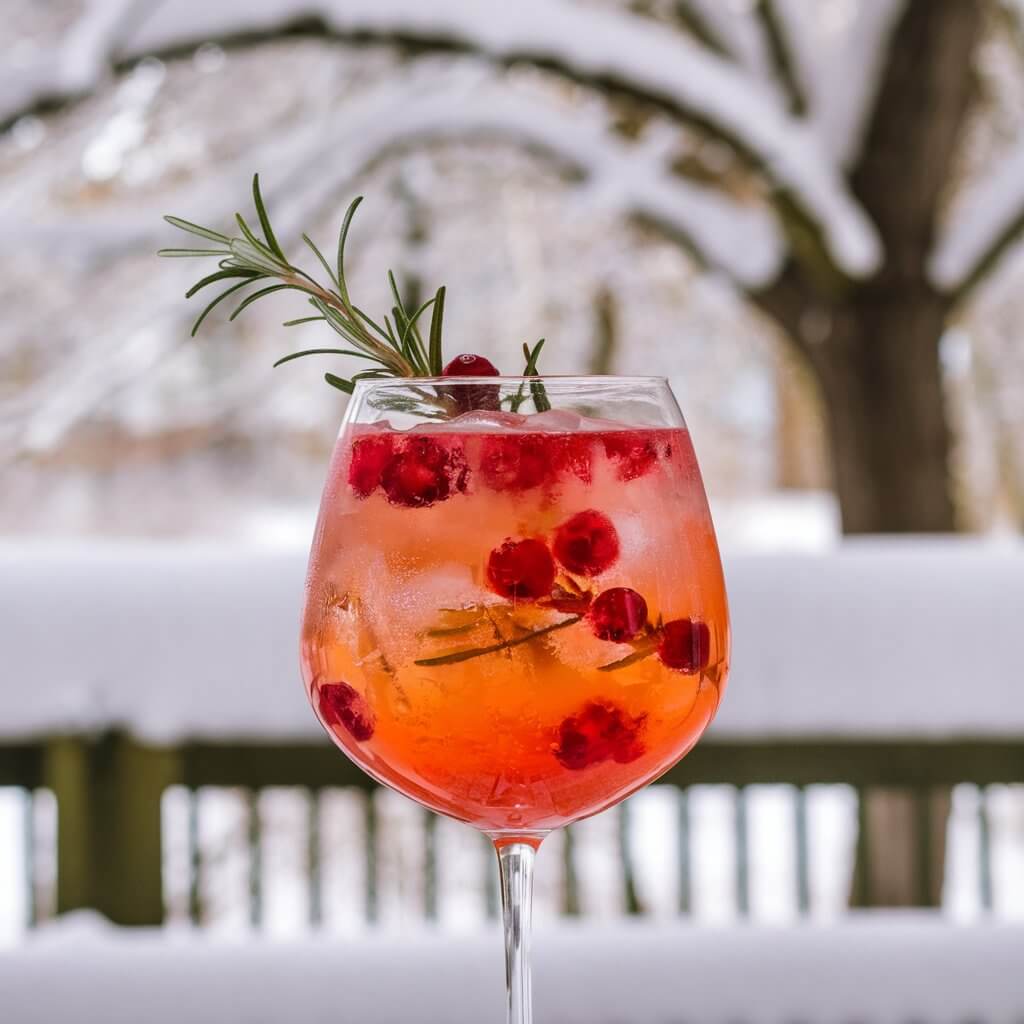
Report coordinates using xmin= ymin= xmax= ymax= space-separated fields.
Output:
xmin=677 ymin=788 xmax=691 ymax=915
xmin=24 ymin=790 xmax=36 ymax=928
xmin=913 ymin=787 xmax=933 ymax=907
xmin=794 ymin=785 xmax=811 ymax=916
xmin=247 ymin=789 xmax=262 ymax=929
xmin=734 ymin=787 xmax=750 ymax=917
xmin=364 ymin=790 xmax=378 ymax=924
xmin=619 ymin=801 xmax=641 ymax=915
xmin=423 ymin=810 xmax=438 ymax=921
xmin=978 ymin=785 xmax=994 ymax=912
xmin=562 ymin=826 xmax=580 ymax=916
xmin=187 ymin=788 xmax=201 ymax=925
xmin=308 ymin=789 xmax=322 ymax=927
xmin=854 ymin=786 xmax=871 ymax=906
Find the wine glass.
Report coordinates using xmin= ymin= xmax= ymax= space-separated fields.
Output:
xmin=301 ymin=375 xmax=729 ymax=1024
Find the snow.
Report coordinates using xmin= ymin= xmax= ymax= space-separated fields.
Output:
xmin=3 ymin=916 xmax=1023 ymax=1022
xmin=111 ymin=0 xmax=881 ymax=278
xmin=1 ymin=538 xmax=1022 ymax=743
xmin=772 ymin=0 xmax=905 ymax=167
xmin=1 ymin=1 xmax=888 ymax=282
xmin=929 ymin=138 xmax=1024 ymax=292
xmin=0 ymin=0 xmax=137 ymax=124
xmin=677 ymin=0 xmax=777 ymax=86
xmin=3 ymin=73 xmax=783 ymax=289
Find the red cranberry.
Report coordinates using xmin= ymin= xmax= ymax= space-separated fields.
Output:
xmin=479 ymin=434 xmax=550 ymax=492
xmin=486 ymin=538 xmax=556 ymax=601
xmin=658 ymin=618 xmax=711 ymax=673
xmin=588 ymin=588 xmax=648 ymax=643
xmin=318 ymin=681 xmax=374 ymax=741
xmin=348 ymin=435 xmax=394 ymax=498
xmin=553 ymin=701 xmax=646 ymax=770
xmin=381 ymin=437 xmax=468 ymax=508
xmin=603 ymin=431 xmax=659 ymax=481
xmin=549 ymin=434 xmax=594 ymax=484
xmin=553 ymin=509 xmax=620 ymax=576
xmin=441 ymin=353 xmax=501 ymax=412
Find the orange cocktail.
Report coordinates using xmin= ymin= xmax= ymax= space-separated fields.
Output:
xmin=301 ymin=406 xmax=728 ymax=835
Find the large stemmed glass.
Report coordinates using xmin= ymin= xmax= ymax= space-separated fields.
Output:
xmin=301 ymin=375 xmax=729 ymax=1024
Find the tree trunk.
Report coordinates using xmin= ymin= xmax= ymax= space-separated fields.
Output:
xmin=810 ymin=287 xmax=956 ymax=533
xmin=754 ymin=0 xmax=985 ymax=906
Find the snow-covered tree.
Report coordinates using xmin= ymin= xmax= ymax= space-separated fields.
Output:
xmin=7 ymin=0 xmax=1023 ymax=534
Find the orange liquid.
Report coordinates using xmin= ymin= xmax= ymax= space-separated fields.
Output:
xmin=302 ymin=425 xmax=729 ymax=834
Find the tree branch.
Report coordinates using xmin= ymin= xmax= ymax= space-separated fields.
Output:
xmin=929 ymin=140 xmax=1024 ymax=304
xmin=0 ymin=0 xmax=150 ymax=126
xmin=1 ymin=0 xmax=874 ymax=283
xmin=753 ymin=0 xmax=807 ymax=115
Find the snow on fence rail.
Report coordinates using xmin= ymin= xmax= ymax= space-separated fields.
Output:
xmin=2 ymin=538 xmax=1022 ymax=742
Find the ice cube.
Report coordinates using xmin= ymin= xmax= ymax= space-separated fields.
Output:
xmin=435 ymin=410 xmax=529 ymax=432
xmin=522 ymin=409 xmax=584 ymax=432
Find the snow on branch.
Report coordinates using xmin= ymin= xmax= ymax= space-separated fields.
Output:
xmin=114 ymin=0 xmax=879 ymax=279
xmin=674 ymin=0 xmax=777 ymax=83
xmin=929 ymin=139 xmax=1024 ymax=298
xmin=768 ymin=0 xmax=905 ymax=167
xmin=7 ymin=75 xmax=783 ymax=288
xmin=0 ymin=0 xmax=140 ymax=125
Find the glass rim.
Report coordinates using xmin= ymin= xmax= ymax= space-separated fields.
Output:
xmin=353 ymin=374 xmax=670 ymax=390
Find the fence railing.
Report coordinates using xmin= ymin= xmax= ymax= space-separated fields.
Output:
xmin=3 ymin=541 xmax=1023 ymax=927
xmin=3 ymin=732 xmax=1021 ymax=927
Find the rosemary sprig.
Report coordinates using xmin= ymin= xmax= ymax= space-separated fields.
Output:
xmin=414 ymin=614 xmax=582 ymax=667
xmin=508 ymin=338 xmax=549 ymax=413
xmin=159 ymin=175 xmax=448 ymax=396
xmin=597 ymin=643 xmax=659 ymax=672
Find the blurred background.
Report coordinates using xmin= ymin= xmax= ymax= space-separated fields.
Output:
xmin=2 ymin=0 xmax=1024 ymax=999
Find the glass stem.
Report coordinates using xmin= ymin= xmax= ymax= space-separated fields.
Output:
xmin=496 ymin=839 xmax=538 ymax=1024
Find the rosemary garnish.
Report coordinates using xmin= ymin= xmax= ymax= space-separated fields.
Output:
xmin=414 ymin=614 xmax=582 ymax=667
xmin=597 ymin=643 xmax=659 ymax=672
xmin=508 ymin=339 xmax=550 ymax=413
xmin=160 ymin=176 xmax=558 ymax=417
xmin=159 ymin=176 xmax=449 ymax=395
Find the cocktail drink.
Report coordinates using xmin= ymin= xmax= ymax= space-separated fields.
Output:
xmin=302 ymin=386 xmax=728 ymax=836
xmin=161 ymin=186 xmax=729 ymax=1024
xmin=301 ymin=378 xmax=728 ymax=1024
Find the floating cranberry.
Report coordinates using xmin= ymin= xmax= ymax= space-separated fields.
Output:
xmin=318 ymin=681 xmax=374 ymax=741
xmin=658 ymin=618 xmax=711 ymax=673
xmin=486 ymin=537 xmax=556 ymax=601
xmin=441 ymin=353 xmax=501 ymax=412
xmin=604 ymin=431 xmax=659 ymax=481
xmin=348 ymin=434 xmax=394 ymax=498
xmin=553 ymin=509 xmax=620 ymax=576
xmin=480 ymin=434 xmax=550 ymax=492
xmin=550 ymin=434 xmax=594 ymax=484
xmin=553 ymin=701 xmax=646 ymax=770
xmin=588 ymin=587 xmax=648 ymax=643
xmin=381 ymin=437 xmax=468 ymax=508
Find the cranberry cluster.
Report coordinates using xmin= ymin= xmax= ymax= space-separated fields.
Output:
xmin=482 ymin=508 xmax=712 ymax=772
xmin=553 ymin=701 xmax=647 ymax=770
xmin=484 ymin=510 xmax=711 ymax=671
xmin=349 ymin=428 xmax=670 ymax=506
xmin=479 ymin=434 xmax=594 ymax=492
xmin=349 ymin=434 xmax=469 ymax=508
